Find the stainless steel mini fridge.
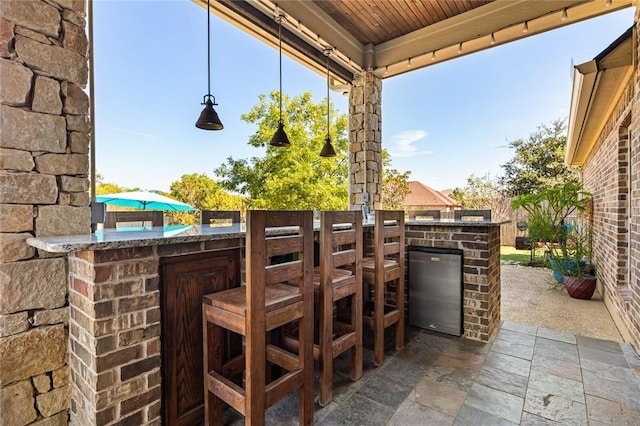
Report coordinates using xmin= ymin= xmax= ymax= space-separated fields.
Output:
xmin=408 ymin=246 xmax=463 ymax=336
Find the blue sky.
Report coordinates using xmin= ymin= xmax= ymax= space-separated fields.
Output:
xmin=93 ymin=1 xmax=634 ymax=192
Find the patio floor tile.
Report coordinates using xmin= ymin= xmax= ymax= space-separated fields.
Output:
xmin=388 ymin=399 xmax=454 ymax=425
xmin=520 ymin=411 xmax=562 ymax=425
xmin=491 ymin=337 xmax=535 ymax=360
xmin=464 ymin=382 xmax=524 ymax=424
xmin=582 ymin=369 xmax=640 ymax=410
xmin=425 ymin=359 xmax=479 ymax=392
xmin=319 ymin=392 xmax=395 ymax=425
xmin=501 ymin=320 xmax=538 ymax=336
xmin=528 ymin=370 xmax=585 ymax=403
xmin=579 ymin=345 xmax=630 ymax=368
xmin=576 ymin=335 xmax=624 ymax=353
xmin=534 ymin=337 xmax=580 ymax=364
xmin=411 ymin=377 xmax=466 ymax=417
xmin=531 ymin=353 xmax=583 ymax=382
xmin=580 ymin=358 xmax=638 ymax=383
xmin=355 ymin=372 xmax=413 ymax=409
xmin=475 ymin=365 xmax=529 ymax=398
xmin=536 ymin=327 xmax=577 ymax=344
xmin=454 ymin=404 xmax=519 ymax=426
xmin=585 ymin=394 xmax=640 ymax=425
xmin=496 ymin=328 xmax=538 ymax=347
xmin=483 ymin=351 xmax=532 ymax=377
xmin=523 ymin=387 xmax=587 ymax=425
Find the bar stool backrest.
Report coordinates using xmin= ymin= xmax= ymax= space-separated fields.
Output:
xmin=104 ymin=211 xmax=163 ymax=228
xmin=201 ymin=210 xmax=241 ymax=226
xmin=408 ymin=209 xmax=441 ymax=221
xmin=454 ymin=209 xmax=491 ymax=221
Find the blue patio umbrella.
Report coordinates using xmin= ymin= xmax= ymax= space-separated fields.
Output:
xmin=96 ymin=190 xmax=196 ymax=211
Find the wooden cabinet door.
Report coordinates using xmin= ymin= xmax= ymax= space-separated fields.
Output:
xmin=161 ymin=249 xmax=240 ymax=426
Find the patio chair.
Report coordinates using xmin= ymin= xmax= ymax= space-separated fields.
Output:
xmin=362 ymin=210 xmax=405 ymax=366
xmin=104 ymin=211 xmax=163 ymax=228
xmin=454 ymin=209 xmax=491 ymax=221
xmin=282 ymin=210 xmax=363 ymax=406
xmin=202 ymin=210 xmax=314 ymax=425
xmin=408 ymin=209 xmax=441 ymax=221
xmin=201 ymin=210 xmax=241 ymax=226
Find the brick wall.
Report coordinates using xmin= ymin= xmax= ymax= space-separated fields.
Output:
xmin=580 ymin=13 xmax=640 ymax=350
xmin=0 ymin=1 xmax=91 ymax=425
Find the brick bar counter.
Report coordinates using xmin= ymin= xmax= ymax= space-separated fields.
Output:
xmin=404 ymin=219 xmax=504 ymax=343
xmin=27 ymin=218 xmax=504 ymax=425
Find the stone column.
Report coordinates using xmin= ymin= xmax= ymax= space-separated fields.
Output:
xmin=0 ymin=1 xmax=90 ymax=424
xmin=349 ymin=71 xmax=382 ymax=212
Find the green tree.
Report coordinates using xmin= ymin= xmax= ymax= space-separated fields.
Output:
xmin=381 ymin=150 xmax=411 ymax=209
xmin=501 ymin=118 xmax=578 ymax=195
xmin=452 ymin=174 xmax=511 ymax=220
xmin=167 ymin=173 xmax=244 ymax=225
xmin=94 ymin=174 xmax=133 ymax=195
xmin=215 ymin=91 xmax=349 ymax=210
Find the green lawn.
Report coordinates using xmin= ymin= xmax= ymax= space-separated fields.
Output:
xmin=500 ymin=246 xmax=548 ymax=267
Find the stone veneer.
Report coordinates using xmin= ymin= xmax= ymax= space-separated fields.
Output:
xmin=0 ymin=1 xmax=91 ymax=425
xmin=404 ymin=223 xmax=502 ymax=342
xmin=349 ymin=71 xmax=383 ymax=211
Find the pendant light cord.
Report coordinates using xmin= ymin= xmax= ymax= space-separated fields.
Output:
xmin=278 ymin=16 xmax=283 ymax=122
xmin=207 ymin=0 xmax=211 ymax=97
xmin=326 ymin=52 xmax=330 ymax=137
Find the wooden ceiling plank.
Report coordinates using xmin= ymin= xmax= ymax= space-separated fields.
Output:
xmin=403 ymin=0 xmax=436 ymax=27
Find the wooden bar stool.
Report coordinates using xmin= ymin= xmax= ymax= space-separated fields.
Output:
xmin=316 ymin=210 xmax=363 ymax=406
xmin=201 ymin=210 xmax=241 ymax=226
xmin=362 ymin=210 xmax=405 ymax=366
xmin=202 ymin=210 xmax=314 ymax=425
xmin=104 ymin=210 xmax=163 ymax=228
xmin=408 ymin=209 xmax=441 ymax=221
xmin=454 ymin=209 xmax=491 ymax=221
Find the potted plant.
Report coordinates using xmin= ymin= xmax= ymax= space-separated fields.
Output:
xmin=512 ymin=182 xmax=596 ymax=298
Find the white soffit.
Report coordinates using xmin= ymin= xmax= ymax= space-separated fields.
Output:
xmin=566 ymin=27 xmax=634 ymax=167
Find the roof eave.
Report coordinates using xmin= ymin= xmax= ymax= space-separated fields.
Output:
xmin=565 ymin=27 xmax=634 ymax=168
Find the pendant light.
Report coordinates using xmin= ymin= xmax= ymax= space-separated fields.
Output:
xmin=270 ymin=14 xmax=291 ymax=147
xmin=195 ymin=0 xmax=223 ymax=130
xmin=320 ymin=47 xmax=336 ymax=158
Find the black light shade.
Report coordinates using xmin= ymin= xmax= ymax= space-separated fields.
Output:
xmin=270 ymin=120 xmax=291 ymax=147
xmin=320 ymin=135 xmax=336 ymax=157
xmin=195 ymin=98 xmax=223 ymax=130
xmin=195 ymin=0 xmax=222 ymax=131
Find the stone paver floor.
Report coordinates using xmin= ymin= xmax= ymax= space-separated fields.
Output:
xmin=223 ymin=322 xmax=640 ymax=425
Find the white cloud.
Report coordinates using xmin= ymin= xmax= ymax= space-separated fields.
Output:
xmin=389 ymin=130 xmax=433 ymax=157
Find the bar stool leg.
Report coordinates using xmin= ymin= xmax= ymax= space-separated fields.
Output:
xmin=203 ymin=307 xmax=224 ymax=425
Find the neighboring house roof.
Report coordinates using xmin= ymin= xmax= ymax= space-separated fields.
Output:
xmin=404 ymin=181 xmax=458 ymax=208
xmin=566 ymin=27 xmax=633 ymax=167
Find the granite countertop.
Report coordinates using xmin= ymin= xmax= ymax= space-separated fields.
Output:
xmin=27 ymin=219 xmax=507 ymax=253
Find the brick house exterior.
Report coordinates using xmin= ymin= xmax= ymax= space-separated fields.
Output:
xmin=566 ymin=20 xmax=640 ymax=350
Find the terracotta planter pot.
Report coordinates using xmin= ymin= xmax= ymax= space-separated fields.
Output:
xmin=564 ymin=275 xmax=597 ymax=300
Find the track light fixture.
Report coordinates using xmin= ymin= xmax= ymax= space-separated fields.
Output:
xmin=490 ymin=33 xmax=496 ymax=45
xmin=320 ymin=47 xmax=336 ymax=158
xmin=270 ymin=13 xmax=291 ymax=147
xmin=561 ymin=8 xmax=568 ymax=21
xmin=431 ymin=51 xmax=436 ymax=61
xmin=195 ymin=0 xmax=223 ymax=130
xmin=523 ymin=21 xmax=529 ymax=33
xmin=457 ymin=42 xmax=463 ymax=54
